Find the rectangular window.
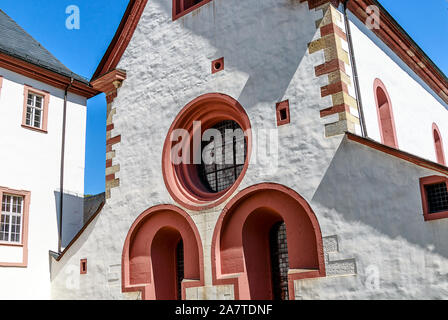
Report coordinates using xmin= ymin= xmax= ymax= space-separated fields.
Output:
xmin=0 ymin=194 xmax=23 ymax=244
xmin=425 ymin=183 xmax=448 ymax=214
xmin=26 ymin=93 xmax=44 ymax=129
xmin=22 ymin=85 xmax=49 ymax=133
xmin=173 ymin=0 xmax=210 ymax=20
xmin=419 ymin=176 xmax=448 ymax=221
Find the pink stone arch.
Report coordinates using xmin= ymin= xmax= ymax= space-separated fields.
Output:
xmin=374 ymin=78 xmax=398 ymax=148
xmin=433 ymin=123 xmax=446 ymax=165
xmin=122 ymin=204 xmax=204 ymax=300
xmin=211 ymin=183 xmax=326 ymax=300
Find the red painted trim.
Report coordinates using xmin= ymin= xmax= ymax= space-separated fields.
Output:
xmin=0 ymin=52 xmax=98 ymax=98
xmin=211 ymin=183 xmax=326 ymax=300
xmin=21 ymin=85 xmax=50 ymax=134
xmin=346 ymin=132 xmax=448 ymax=176
xmin=373 ymin=78 xmax=398 ymax=149
xmin=432 ymin=123 xmax=446 ymax=166
xmin=80 ymin=259 xmax=87 ymax=274
xmin=419 ymin=176 xmax=448 ymax=221
xmin=211 ymin=57 xmax=224 ymax=74
xmin=315 ymin=59 xmax=346 ymax=77
xmin=321 ymin=81 xmax=348 ymax=97
xmin=121 ymin=204 xmax=204 ymax=300
xmin=162 ymin=93 xmax=252 ymax=211
xmin=0 ymin=186 xmax=31 ymax=268
xmin=173 ymin=0 xmax=212 ymax=21
xmin=92 ymin=0 xmax=149 ymax=80
xmin=276 ymin=100 xmax=291 ymax=126
xmin=107 ymin=135 xmax=121 ymax=146
xmin=320 ymin=23 xmax=347 ymax=41
xmin=320 ymin=103 xmax=350 ymax=117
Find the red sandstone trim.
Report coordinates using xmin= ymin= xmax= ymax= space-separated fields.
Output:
xmin=321 ymin=81 xmax=349 ymax=97
xmin=432 ymin=123 xmax=446 ymax=166
xmin=173 ymin=0 xmax=212 ymax=21
xmin=107 ymin=135 xmax=121 ymax=146
xmin=121 ymin=204 xmax=204 ymax=300
xmin=211 ymin=57 xmax=224 ymax=74
xmin=419 ymin=176 xmax=448 ymax=221
xmin=373 ymin=78 xmax=398 ymax=148
xmin=346 ymin=132 xmax=448 ymax=176
xmin=21 ymin=85 xmax=50 ymax=134
xmin=211 ymin=183 xmax=326 ymax=300
xmin=320 ymin=23 xmax=347 ymax=41
xmin=315 ymin=59 xmax=346 ymax=77
xmin=162 ymin=93 xmax=252 ymax=211
xmin=0 ymin=52 xmax=97 ymax=98
xmin=0 ymin=186 xmax=31 ymax=268
xmin=80 ymin=259 xmax=87 ymax=274
xmin=320 ymin=103 xmax=350 ymax=117
xmin=106 ymin=124 xmax=115 ymax=131
xmin=276 ymin=100 xmax=291 ymax=126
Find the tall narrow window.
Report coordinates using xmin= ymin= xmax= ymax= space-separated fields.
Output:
xmin=433 ymin=124 xmax=446 ymax=165
xmin=176 ymin=239 xmax=184 ymax=300
xmin=26 ymin=92 xmax=43 ymax=129
xmin=269 ymin=221 xmax=289 ymax=300
xmin=173 ymin=0 xmax=209 ymax=20
xmin=374 ymin=79 xmax=398 ymax=148
xmin=0 ymin=194 xmax=23 ymax=243
xmin=22 ymin=85 xmax=49 ymax=133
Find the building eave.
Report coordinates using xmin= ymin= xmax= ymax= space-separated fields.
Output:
xmin=0 ymin=51 xmax=100 ymax=98
xmin=346 ymin=132 xmax=448 ymax=176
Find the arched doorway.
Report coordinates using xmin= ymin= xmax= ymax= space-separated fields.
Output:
xmin=211 ymin=183 xmax=326 ymax=300
xmin=122 ymin=205 xmax=204 ymax=300
xmin=433 ymin=123 xmax=446 ymax=165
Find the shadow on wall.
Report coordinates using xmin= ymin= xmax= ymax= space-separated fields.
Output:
xmin=54 ymin=191 xmax=85 ymax=248
xmin=312 ymin=137 xmax=448 ymax=260
xmin=134 ymin=0 xmax=318 ymax=113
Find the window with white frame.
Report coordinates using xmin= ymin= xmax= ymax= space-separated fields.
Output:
xmin=25 ymin=92 xmax=44 ymax=129
xmin=0 ymin=194 xmax=23 ymax=243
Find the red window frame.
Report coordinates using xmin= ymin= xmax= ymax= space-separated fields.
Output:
xmin=419 ymin=175 xmax=448 ymax=221
xmin=172 ymin=0 xmax=212 ymax=20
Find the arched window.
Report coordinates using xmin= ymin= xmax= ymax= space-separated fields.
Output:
xmin=433 ymin=123 xmax=446 ymax=165
xmin=374 ymin=79 xmax=398 ymax=148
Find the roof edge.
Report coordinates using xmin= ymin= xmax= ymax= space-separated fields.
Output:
xmin=92 ymin=0 xmax=448 ymax=104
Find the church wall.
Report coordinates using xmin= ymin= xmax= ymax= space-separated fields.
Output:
xmin=348 ymin=12 xmax=448 ymax=163
xmin=50 ymin=0 xmax=448 ymax=300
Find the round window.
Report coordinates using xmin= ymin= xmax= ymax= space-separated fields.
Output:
xmin=162 ymin=94 xmax=251 ymax=210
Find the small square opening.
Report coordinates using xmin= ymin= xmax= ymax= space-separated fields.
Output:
xmin=80 ymin=259 xmax=87 ymax=274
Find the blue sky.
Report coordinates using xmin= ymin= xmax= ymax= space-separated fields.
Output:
xmin=1 ymin=0 xmax=447 ymax=195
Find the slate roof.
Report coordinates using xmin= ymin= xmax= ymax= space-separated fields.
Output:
xmin=0 ymin=9 xmax=88 ymax=84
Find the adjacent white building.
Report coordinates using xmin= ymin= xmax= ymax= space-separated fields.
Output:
xmin=0 ymin=9 xmax=98 ymax=299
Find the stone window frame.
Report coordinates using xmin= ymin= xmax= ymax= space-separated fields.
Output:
xmin=21 ymin=85 xmax=50 ymax=134
xmin=419 ymin=175 xmax=448 ymax=221
xmin=172 ymin=0 xmax=212 ymax=21
xmin=0 ymin=186 xmax=31 ymax=268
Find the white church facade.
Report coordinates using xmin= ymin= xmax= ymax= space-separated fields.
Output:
xmin=2 ymin=0 xmax=448 ymax=300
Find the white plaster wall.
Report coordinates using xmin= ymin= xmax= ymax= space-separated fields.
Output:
xmin=0 ymin=66 xmax=87 ymax=299
xmin=348 ymin=13 xmax=448 ymax=163
xmin=50 ymin=0 xmax=448 ymax=300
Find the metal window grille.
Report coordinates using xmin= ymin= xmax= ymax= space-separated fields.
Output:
xmin=26 ymin=93 xmax=43 ymax=129
xmin=198 ymin=120 xmax=247 ymax=193
xmin=425 ymin=182 xmax=448 ymax=214
xmin=176 ymin=240 xmax=184 ymax=300
xmin=269 ymin=221 xmax=289 ymax=300
xmin=0 ymin=194 xmax=23 ymax=243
